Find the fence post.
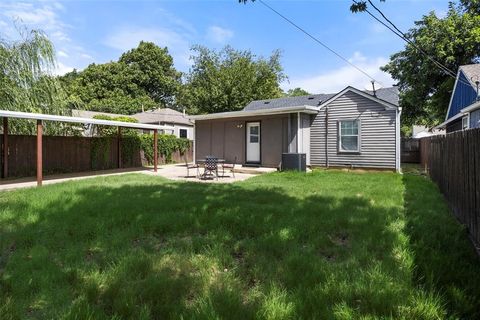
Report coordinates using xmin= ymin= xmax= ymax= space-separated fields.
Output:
xmin=117 ymin=127 xmax=122 ymax=169
xmin=2 ymin=117 xmax=7 ymax=179
xmin=37 ymin=120 xmax=43 ymax=186
xmin=153 ymin=129 xmax=158 ymax=172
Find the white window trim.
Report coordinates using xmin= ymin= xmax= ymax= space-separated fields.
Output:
xmin=179 ymin=128 xmax=188 ymax=138
xmin=338 ymin=119 xmax=361 ymax=153
xmin=462 ymin=114 xmax=470 ymax=130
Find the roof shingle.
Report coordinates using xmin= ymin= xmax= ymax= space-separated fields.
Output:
xmin=460 ymin=64 xmax=480 ymax=87
xmin=243 ymin=94 xmax=335 ymax=111
xmin=243 ymin=86 xmax=399 ymax=111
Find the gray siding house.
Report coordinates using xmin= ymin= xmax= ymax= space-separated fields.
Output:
xmin=190 ymin=86 xmax=401 ymax=171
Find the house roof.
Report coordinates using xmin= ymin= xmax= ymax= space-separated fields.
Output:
xmin=191 ymin=86 xmax=399 ymax=121
xmin=435 ymin=112 xmax=464 ymax=129
xmin=133 ymin=108 xmax=193 ymax=126
xmin=189 ymin=105 xmax=320 ymax=121
xmin=243 ymin=94 xmax=335 ymax=111
xmin=243 ymin=86 xmax=399 ymax=112
xmin=72 ymin=108 xmax=194 ymax=126
xmin=365 ymin=87 xmax=399 ymax=106
xmin=71 ymin=110 xmax=127 ymax=119
xmin=459 ymin=64 xmax=480 ymax=87
xmin=461 ymin=100 xmax=480 ymax=114
xmin=319 ymin=86 xmax=399 ymax=110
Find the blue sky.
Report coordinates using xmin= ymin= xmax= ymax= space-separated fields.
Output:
xmin=0 ymin=0 xmax=448 ymax=93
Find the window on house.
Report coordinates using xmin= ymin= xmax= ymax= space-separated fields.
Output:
xmin=179 ymin=129 xmax=188 ymax=138
xmin=339 ymin=120 xmax=360 ymax=152
xmin=462 ymin=116 xmax=469 ymax=130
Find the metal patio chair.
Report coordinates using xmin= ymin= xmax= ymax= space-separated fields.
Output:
xmin=185 ymin=154 xmax=200 ymax=178
xmin=221 ymin=156 xmax=237 ymax=178
xmin=202 ymin=156 xmax=218 ymax=180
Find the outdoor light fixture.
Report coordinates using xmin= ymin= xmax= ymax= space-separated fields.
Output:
xmin=236 ymin=124 xmax=243 ymax=128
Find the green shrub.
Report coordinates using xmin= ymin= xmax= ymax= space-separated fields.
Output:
xmin=92 ymin=114 xmax=139 ymax=137
xmin=140 ymin=134 xmax=190 ymax=164
xmin=90 ymin=114 xmax=190 ymax=166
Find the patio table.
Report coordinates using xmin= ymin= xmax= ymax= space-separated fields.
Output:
xmin=196 ymin=159 xmax=226 ymax=164
xmin=196 ymin=158 xmax=225 ymax=179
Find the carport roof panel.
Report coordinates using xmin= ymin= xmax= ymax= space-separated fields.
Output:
xmin=0 ymin=110 xmax=168 ymax=130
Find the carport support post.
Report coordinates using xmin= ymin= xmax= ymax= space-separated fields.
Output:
xmin=2 ymin=117 xmax=8 ymax=179
xmin=36 ymin=120 xmax=43 ymax=186
xmin=117 ymin=127 xmax=122 ymax=169
xmin=153 ymin=129 xmax=158 ymax=172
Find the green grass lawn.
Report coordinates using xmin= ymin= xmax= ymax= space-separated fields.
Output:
xmin=1 ymin=170 xmax=479 ymax=319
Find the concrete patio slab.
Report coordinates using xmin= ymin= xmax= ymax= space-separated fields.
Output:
xmin=145 ymin=163 xmax=261 ymax=183
xmin=0 ymin=163 xmax=272 ymax=191
xmin=0 ymin=168 xmax=150 ymax=191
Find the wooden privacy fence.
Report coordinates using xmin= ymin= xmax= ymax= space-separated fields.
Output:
xmin=401 ymin=138 xmax=420 ymax=163
xmin=0 ymin=135 xmax=193 ymax=178
xmin=420 ymin=129 xmax=480 ymax=248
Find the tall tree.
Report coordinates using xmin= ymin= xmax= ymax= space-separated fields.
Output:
xmin=1 ymin=26 xmax=72 ymax=135
xmin=179 ymin=45 xmax=286 ymax=114
xmin=382 ymin=1 xmax=480 ymax=126
xmin=119 ymin=42 xmax=181 ymax=106
xmin=62 ymin=41 xmax=181 ymax=115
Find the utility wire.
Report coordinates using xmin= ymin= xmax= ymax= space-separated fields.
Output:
xmin=360 ymin=0 xmax=469 ymax=85
xmin=257 ymin=0 xmax=382 ymax=85
xmin=360 ymin=2 xmax=458 ymax=79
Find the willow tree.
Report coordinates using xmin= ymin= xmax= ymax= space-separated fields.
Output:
xmin=0 ymin=26 xmax=73 ymax=135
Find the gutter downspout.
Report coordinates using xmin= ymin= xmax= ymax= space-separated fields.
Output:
xmin=297 ymin=112 xmax=301 ymax=153
xmin=395 ymin=107 xmax=402 ymax=173
xmin=325 ymin=106 xmax=329 ymax=168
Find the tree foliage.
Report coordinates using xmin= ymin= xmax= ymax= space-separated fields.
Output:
xmin=0 ymin=26 xmax=73 ymax=135
xmin=382 ymin=1 xmax=480 ymax=126
xmin=62 ymin=41 xmax=181 ymax=115
xmin=179 ymin=45 xmax=286 ymax=114
xmin=285 ymin=87 xmax=311 ymax=97
xmin=92 ymin=114 xmax=139 ymax=137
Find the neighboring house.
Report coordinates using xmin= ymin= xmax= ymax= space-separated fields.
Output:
xmin=72 ymin=108 xmax=194 ymax=139
xmin=412 ymin=125 xmax=445 ymax=139
xmin=190 ymin=86 xmax=401 ymax=171
xmin=437 ymin=64 xmax=480 ymax=132
xmin=134 ymin=108 xmax=194 ymax=139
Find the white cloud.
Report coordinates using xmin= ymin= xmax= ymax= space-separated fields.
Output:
xmin=54 ymin=62 xmax=74 ymax=76
xmin=0 ymin=1 xmax=70 ymax=42
xmin=104 ymin=27 xmax=192 ymax=69
xmin=154 ymin=7 xmax=197 ymax=36
xmin=80 ymin=52 xmax=93 ymax=59
xmin=284 ymin=52 xmax=394 ymax=93
xmin=0 ymin=1 xmax=94 ymax=72
xmin=58 ymin=50 xmax=68 ymax=58
xmin=207 ymin=26 xmax=234 ymax=44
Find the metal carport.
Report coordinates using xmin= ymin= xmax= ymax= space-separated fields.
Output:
xmin=1 ymin=110 xmax=171 ymax=186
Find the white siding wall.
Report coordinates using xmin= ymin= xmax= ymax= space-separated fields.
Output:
xmin=299 ymin=113 xmax=311 ymax=165
xmin=311 ymin=91 xmax=397 ymax=169
xmin=173 ymin=125 xmax=194 ymax=139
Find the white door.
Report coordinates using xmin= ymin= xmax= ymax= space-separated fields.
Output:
xmin=246 ymin=122 xmax=260 ymax=163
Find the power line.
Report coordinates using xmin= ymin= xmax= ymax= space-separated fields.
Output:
xmin=359 ymin=0 xmax=468 ymax=85
xmin=360 ymin=2 xmax=458 ymax=79
xmin=257 ymin=0 xmax=382 ymax=85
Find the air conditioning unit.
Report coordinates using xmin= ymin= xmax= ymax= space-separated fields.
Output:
xmin=281 ymin=153 xmax=306 ymax=172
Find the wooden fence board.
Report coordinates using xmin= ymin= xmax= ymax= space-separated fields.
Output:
xmin=401 ymin=138 xmax=420 ymax=163
xmin=0 ymin=135 xmax=193 ymax=179
xmin=420 ymin=129 xmax=480 ymax=248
